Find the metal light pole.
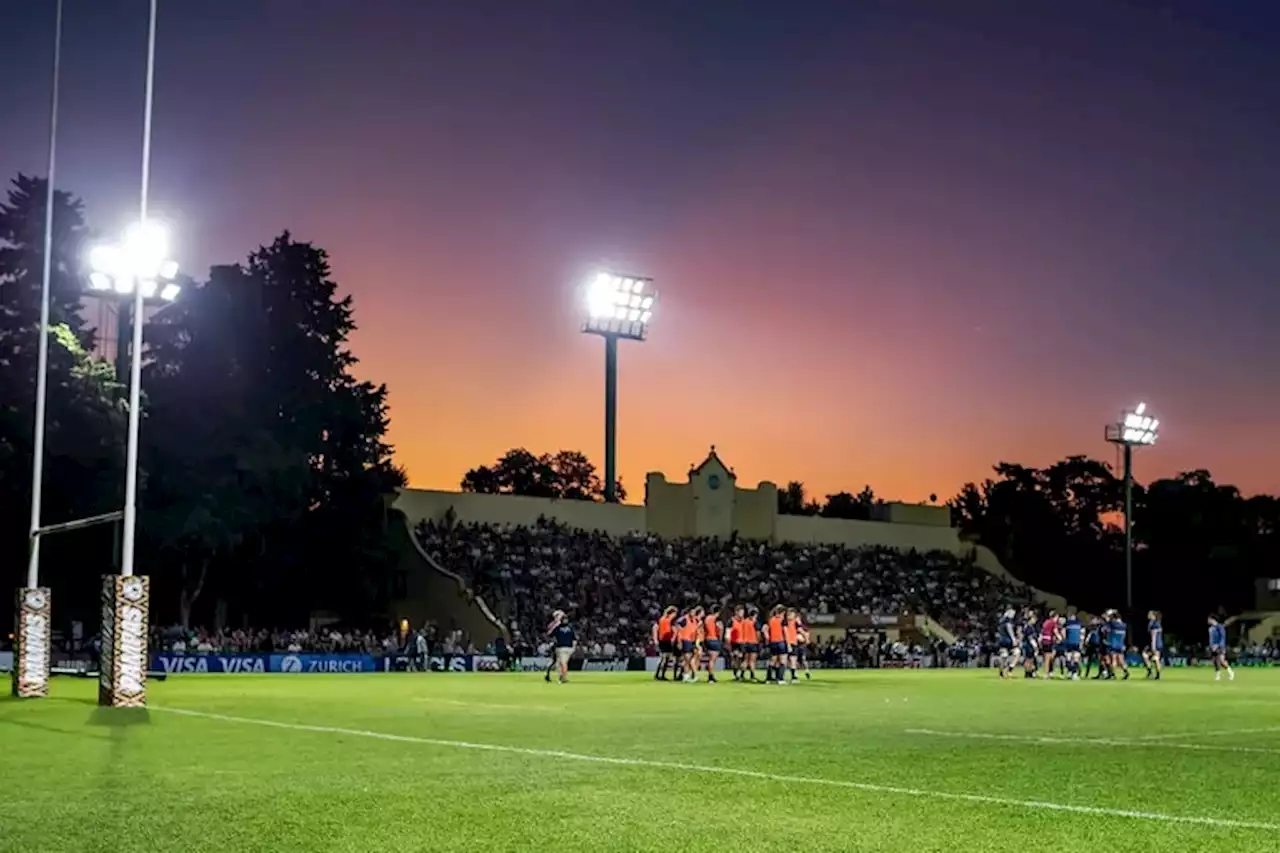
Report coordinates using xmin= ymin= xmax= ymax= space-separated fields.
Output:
xmin=122 ymin=0 xmax=161 ymax=582
xmin=13 ymin=0 xmax=63 ymax=700
xmin=1105 ymin=402 xmax=1159 ymax=612
xmin=93 ymin=0 xmax=171 ymax=709
xmin=580 ymin=271 xmax=657 ymax=502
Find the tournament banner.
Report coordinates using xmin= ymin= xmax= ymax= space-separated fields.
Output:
xmin=577 ymin=657 xmax=630 ymax=672
xmin=270 ymin=653 xmax=378 ymax=673
xmin=98 ymin=575 xmax=149 ymax=708
xmin=428 ymin=654 xmax=474 ymax=672
xmin=12 ymin=587 xmax=51 ymax=698
xmin=151 ymin=654 xmax=270 ymax=674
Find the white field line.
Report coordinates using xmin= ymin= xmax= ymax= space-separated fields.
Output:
xmin=417 ymin=698 xmax=566 ymax=713
xmin=153 ymin=707 xmax=1279 ymax=832
xmin=1136 ymin=726 xmax=1280 ymax=742
xmin=906 ymin=728 xmax=1280 ymax=757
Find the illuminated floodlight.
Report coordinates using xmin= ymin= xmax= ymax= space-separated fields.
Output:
xmin=86 ymin=220 xmax=181 ymax=302
xmin=582 ymin=270 xmax=657 ymax=340
xmin=1106 ymin=402 xmax=1159 ymax=446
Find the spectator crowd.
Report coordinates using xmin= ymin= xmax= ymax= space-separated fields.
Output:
xmin=415 ymin=515 xmax=1038 ymax=653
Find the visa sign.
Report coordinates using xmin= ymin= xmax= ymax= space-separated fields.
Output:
xmin=152 ymin=654 xmax=269 ymax=674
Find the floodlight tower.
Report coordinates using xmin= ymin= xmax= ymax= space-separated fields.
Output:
xmin=1105 ymin=402 xmax=1159 ymax=611
xmin=581 ymin=271 xmax=657 ymax=502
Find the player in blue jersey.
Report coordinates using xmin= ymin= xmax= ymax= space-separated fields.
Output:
xmin=996 ymin=608 xmax=1018 ymax=678
xmin=545 ymin=610 xmax=575 ymax=683
xmin=1208 ymin=616 xmax=1234 ymax=681
xmin=1106 ymin=610 xmax=1130 ymax=680
xmin=1020 ymin=609 xmax=1040 ymax=678
xmin=1142 ymin=610 xmax=1163 ymax=680
xmin=1083 ymin=616 xmax=1102 ymax=678
xmin=1061 ymin=607 xmax=1084 ymax=680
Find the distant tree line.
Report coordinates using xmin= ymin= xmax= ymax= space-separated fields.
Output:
xmin=1 ymin=174 xmax=403 ymax=629
xmin=950 ymin=457 xmax=1279 ymax=635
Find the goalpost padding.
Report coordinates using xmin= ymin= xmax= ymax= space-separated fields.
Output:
xmin=11 ymin=587 xmax=52 ymax=698
xmin=98 ymin=575 xmax=150 ymax=708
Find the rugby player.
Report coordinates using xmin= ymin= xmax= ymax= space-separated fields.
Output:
xmin=1142 ymin=610 xmax=1163 ymax=680
xmin=727 ymin=606 xmax=744 ymax=679
xmin=1020 ymin=608 xmax=1039 ymax=678
xmin=739 ymin=606 xmax=761 ymax=681
xmin=701 ymin=607 xmax=723 ymax=684
xmin=1105 ymin=609 xmax=1130 ymax=680
xmin=782 ymin=608 xmax=800 ymax=682
xmin=996 ymin=607 xmax=1018 ymax=678
xmin=1061 ymin=607 xmax=1083 ymax=680
xmin=1091 ymin=615 xmax=1109 ymax=679
xmin=1208 ymin=616 xmax=1234 ymax=681
xmin=652 ymin=606 xmax=678 ymax=681
xmin=676 ymin=607 xmax=702 ymax=682
xmin=1039 ymin=609 xmax=1060 ymax=678
xmin=791 ymin=609 xmax=812 ymax=680
xmin=765 ymin=605 xmax=788 ymax=684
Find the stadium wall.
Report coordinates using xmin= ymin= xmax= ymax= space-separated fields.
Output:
xmin=395 ymin=489 xmax=646 ymax=536
xmin=775 ymin=514 xmax=961 ymax=552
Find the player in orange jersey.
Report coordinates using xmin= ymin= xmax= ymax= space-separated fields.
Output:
xmin=740 ymin=606 xmax=761 ymax=681
xmin=652 ymin=606 xmax=678 ymax=681
xmin=675 ymin=607 xmax=703 ymax=682
xmin=701 ymin=607 xmax=724 ymax=684
xmin=726 ymin=606 xmax=743 ymax=679
xmin=765 ymin=605 xmax=788 ymax=685
xmin=783 ymin=608 xmax=800 ymax=682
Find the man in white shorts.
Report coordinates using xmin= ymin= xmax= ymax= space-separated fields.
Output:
xmin=545 ymin=610 xmax=575 ymax=684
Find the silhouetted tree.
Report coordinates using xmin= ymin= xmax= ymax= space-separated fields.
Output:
xmin=460 ymin=448 xmax=623 ymax=501
xmin=0 ymin=175 xmax=124 ymax=606
xmin=142 ymin=235 xmax=404 ymax=625
xmin=776 ymin=481 xmax=819 ymax=516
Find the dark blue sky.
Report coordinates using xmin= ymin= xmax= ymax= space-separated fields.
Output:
xmin=4 ymin=1 xmax=1279 ymax=499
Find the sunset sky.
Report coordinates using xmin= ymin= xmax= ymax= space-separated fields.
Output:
xmin=4 ymin=1 xmax=1280 ymax=503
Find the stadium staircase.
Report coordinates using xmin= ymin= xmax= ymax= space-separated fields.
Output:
xmin=388 ymin=510 xmax=508 ymax=643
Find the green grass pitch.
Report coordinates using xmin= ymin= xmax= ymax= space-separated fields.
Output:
xmin=3 ymin=669 xmax=1278 ymax=852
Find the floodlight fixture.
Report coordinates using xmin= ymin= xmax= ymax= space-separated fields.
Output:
xmin=1120 ymin=403 xmax=1159 ymax=446
xmin=582 ymin=271 xmax=657 ymax=341
xmin=87 ymin=220 xmax=181 ymax=302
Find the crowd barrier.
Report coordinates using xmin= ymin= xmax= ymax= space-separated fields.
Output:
xmin=3 ymin=650 xmax=1274 ymax=675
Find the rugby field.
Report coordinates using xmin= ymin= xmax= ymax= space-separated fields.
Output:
xmin=2 ymin=668 xmax=1278 ymax=852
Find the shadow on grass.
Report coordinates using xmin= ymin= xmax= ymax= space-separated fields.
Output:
xmin=87 ymin=706 xmax=151 ymax=728
xmin=0 ymin=715 xmax=114 ymax=740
